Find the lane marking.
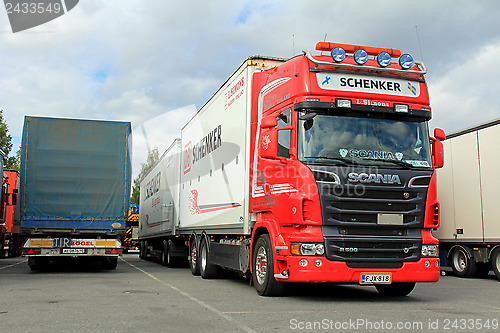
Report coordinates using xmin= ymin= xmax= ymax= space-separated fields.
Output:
xmin=0 ymin=259 xmax=28 ymax=270
xmin=121 ymin=257 xmax=257 ymax=333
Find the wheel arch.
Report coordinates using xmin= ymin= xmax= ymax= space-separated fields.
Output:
xmin=447 ymin=245 xmax=473 ymax=260
xmin=250 ymin=220 xmax=283 ymax=274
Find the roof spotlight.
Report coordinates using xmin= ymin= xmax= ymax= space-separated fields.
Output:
xmin=354 ymin=49 xmax=368 ymax=65
xmin=377 ymin=51 xmax=392 ymax=67
xmin=399 ymin=53 xmax=414 ymax=69
xmin=331 ymin=46 xmax=346 ymax=62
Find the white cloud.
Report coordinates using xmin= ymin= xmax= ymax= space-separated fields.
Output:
xmin=1 ymin=0 xmax=500 ymax=173
xmin=132 ymin=105 xmax=196 ymax=178
xmin=429 ymin=41 xmax=500 ymax=134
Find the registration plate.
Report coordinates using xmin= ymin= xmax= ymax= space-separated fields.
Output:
xmin=360 ymin=273 xmax=392 ymax=284
xmin=61 ymin=248 xmax=86 ymax=254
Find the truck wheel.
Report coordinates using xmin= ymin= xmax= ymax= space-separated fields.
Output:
xmin=375 ymin=282 xmax=416 ymax=297
xmin=200 ymin=239 xmax=219 ymax=279
xmin=189 ymin=239 xmax=200 ymax=276
xmin=252 ymin=234 xmax=286 ymax=296
xmin=450 ymin=247 xmax=478 ymax=278
xmin=491 ymin=248 xmax=500 ymax=281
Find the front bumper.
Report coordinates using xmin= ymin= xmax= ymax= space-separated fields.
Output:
xmin=275 ymin=257 xmax=440 ymax=283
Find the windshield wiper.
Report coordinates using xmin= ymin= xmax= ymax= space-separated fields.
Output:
xmin=304 ymin=156 xmax=359 ymax=166
xmin=377 ymin=159 xmax=414 ymax=169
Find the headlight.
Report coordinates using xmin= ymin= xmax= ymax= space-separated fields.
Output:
xmin=291 ymin=243 xmax=325 ymax=256
xmin=421 ymin=245 xmax=439 ymax=257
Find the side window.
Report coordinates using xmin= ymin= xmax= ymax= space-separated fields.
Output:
xmin=277 ymin=108 xmax=291 ymax=158
xmin=277 ymin=108 xmax=291 ymax=128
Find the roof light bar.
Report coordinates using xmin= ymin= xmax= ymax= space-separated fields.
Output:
xmin=316 ymin=42 xmax=401 ymax=57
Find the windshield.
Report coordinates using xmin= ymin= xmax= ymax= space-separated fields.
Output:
xmin=298 ymin=113 xmax=432 ymax=168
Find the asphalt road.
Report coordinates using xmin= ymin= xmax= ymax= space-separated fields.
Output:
xmin=1 ymin=254 xmax=499 ymax=333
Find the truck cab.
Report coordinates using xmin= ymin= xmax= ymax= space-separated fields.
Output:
xmin=249 ymin=43 xmax=445 ymax=295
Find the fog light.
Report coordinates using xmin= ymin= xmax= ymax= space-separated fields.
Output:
xmin=331 ymin=46 xmax=346 ymax=62
xmin=377 ymin=51 xmax=392 ymax=67
xmin=435 ymin=260 xmax=440 ymax=268
xmin=354 ymin=49 xmax=368 ymax=65
xmin=399 ymin=53 xmax=414 ymax=69
xmin=425 ymin=260 xmax=431 ymax=268
xmin=315 ymin=259 xmax=323 ymax=267
xmin=281 ymin=270 xmax=289 ymax=277
xmin=299 ymin=259 xmax=308 ymax=267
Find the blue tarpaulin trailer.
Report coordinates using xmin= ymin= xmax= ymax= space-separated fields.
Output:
xmin=18 ymin=116 xmax=132 ymax=270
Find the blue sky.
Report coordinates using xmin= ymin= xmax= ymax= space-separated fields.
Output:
xmin=1 ymin=0 xmax=500 ymax=177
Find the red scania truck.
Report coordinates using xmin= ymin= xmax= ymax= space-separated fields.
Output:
xmin=139 ymin=42 xmax=445 ymax=296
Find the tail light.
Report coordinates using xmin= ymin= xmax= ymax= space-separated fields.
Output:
xmin=105 ymin=248 xmax=123 ymax=255
xmin=22 ymin=248 xmax=41 ymax=255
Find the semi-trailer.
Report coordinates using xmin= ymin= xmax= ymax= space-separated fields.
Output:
xmin=1 ymin=170 xmax=20 ymax=257
xmin=435 ymin=119 xmax=500 ymax=280
xmin=139 ymin=42 xmax=445 ymax=296
xmin=18 ymin=116 xmax=132 ymax=270
xmin=0 ymin=151 xmax=6 ymax=258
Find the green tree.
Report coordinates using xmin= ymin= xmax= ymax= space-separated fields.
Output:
xmin=0 ymin=109 xmax=20 ymax=171
xmin=130 ymin=147 xmax=160 ymax=205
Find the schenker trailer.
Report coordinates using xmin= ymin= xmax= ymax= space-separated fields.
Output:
xmin=18 ymin=116 xmax=132 ymax=270
xmin=139 ymin=42 xmax=445 ymax=296
xmin=435 ymin=119 xmax=500 ymax=280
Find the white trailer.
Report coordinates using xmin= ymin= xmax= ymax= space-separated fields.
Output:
xmin=138 ymin=139 xmax=186 ymax=265
xmin=435 ymin=119 xmax=500 ymax=280
xmin=138 ymin=57 xmax=285 ymax=269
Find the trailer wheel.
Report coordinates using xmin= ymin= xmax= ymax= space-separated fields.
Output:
xmin=189 ymin=239 xmax=200 ymax=276
xmin=491 ymin=248 xmax=500 ymax=281
xmin=102 ymin=257 xmax=118 ymax=270
xmin=139 ymin=241 xmax=145 ymax=259
xmin=375 ymin=282 xmax=416 ymax=297
xmin=450 ymin=247 xmax=478 ymax=278
xmin=28 ymin=257 xmax=47 ymax=271
xmin=252 ymin=234 xmax=286 ymax=296
xmin=200 ymin=239 xmax=219 ymax=279
xmin=161 ymin=240 xmax=169 ymax=266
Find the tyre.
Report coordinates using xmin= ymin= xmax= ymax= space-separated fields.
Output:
xmin=139 ymin=241 xmax=145 ymax=259
xmin=189 ymin=239 xmax=200 ymax=276
xmin=102 ymin=257 xmax=118 ymax=270
xmin=491 ymin=248 xmax=500 ymax=281
xmin=199 ymin=239 xmax=219 ymax=279
xmin=375 ymin=282 xmax=416 ymax=297
xmin=252 ymin=234 xmax=286 ymax=296
xmin=160 ymin=240 xmax=169 ymax=266
xmin=28 ymin=257 xmax=47 ymax=271
xmin=144 ymin=241 xmax=150 ymax=260
xmin=450 ymin=247 xmax=478 ymax=278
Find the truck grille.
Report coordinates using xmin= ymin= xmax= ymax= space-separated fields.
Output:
xmin=322 ymin=185 xmax=425 ymax=227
